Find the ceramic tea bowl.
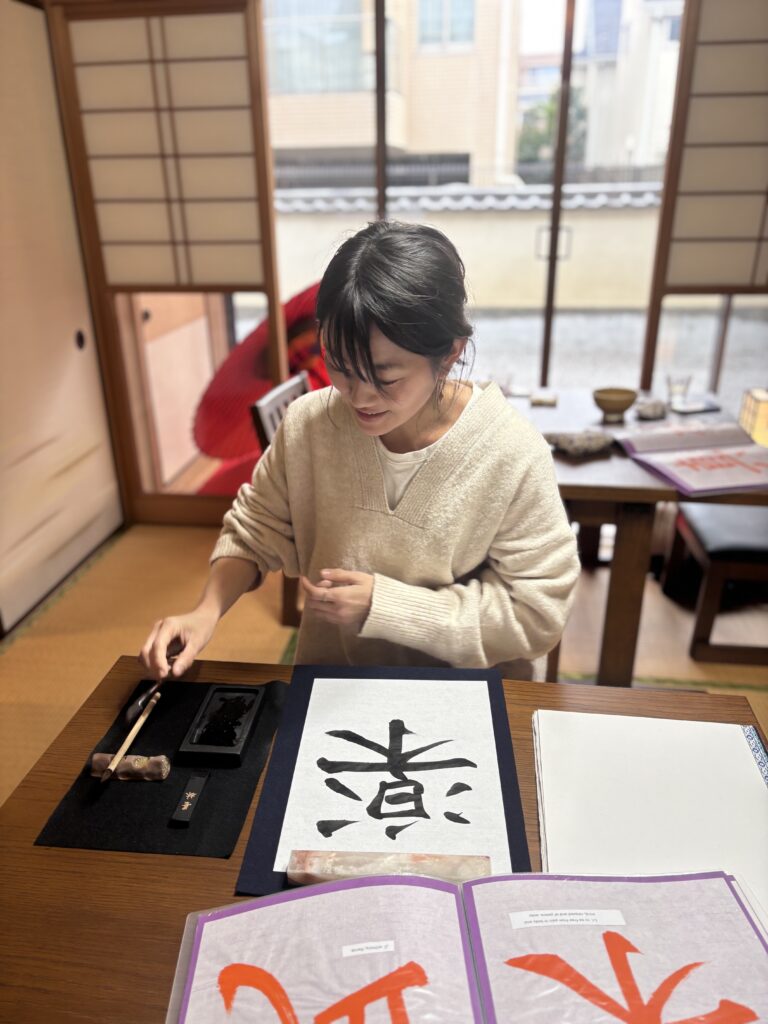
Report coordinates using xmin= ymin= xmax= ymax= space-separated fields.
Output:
xmin=593 ymin=387 xmax=637 ymax=424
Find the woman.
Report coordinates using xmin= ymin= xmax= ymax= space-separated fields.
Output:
xmin=140 ymin=221 xmax=579 ymax=680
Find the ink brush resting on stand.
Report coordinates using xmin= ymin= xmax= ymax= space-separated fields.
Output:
xmin=101 ymin=691 xmax=161 ymax=783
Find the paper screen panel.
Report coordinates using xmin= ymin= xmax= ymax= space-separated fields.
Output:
xmin=667 ymin=241 xmax=758 ymax=286
xmin=188 ymin=244 xmax=263 ymax=285
xmin=672 ymin=195 xmax=766 ymax=240
xmin=168 ymin=60 xmax=250 ymax=108
xmin=162 ymin=13 xmax=247 ymax=59
xmin=103 ymin=244 xmax=176 ymax=285
xmin=173 ymin=110 xmax=253 ymax=154
xmin=69 ymin=9 xmax=264 ymax=291
xmin=163 ymin=158 xmax=180 ymax=200
xmin=96 ymin=202 xmax=171 ymax=243
xmin=175 ymin=245 xmax=190 ymax=285
xmin=686 ymin=97 xmax=768 ymax=145
xmin=75 ymin=63 xmax=155 ymax=110
xmin=178 ymin=156 xmax=258 ymax=199
xmin=698 ymin=0 xmax=768 ymax=42
xmin=89 ymin=157 xmax=166 ymax=200
xmin=69 ymin=17 xmax=149 ymax=62
xmin=147 ymin=16 xmax=163 ymax=57
xmin=678 ymin=145 xmax=768 ymax=193
xmin=152 ymin=59 xmax=170 ymax=107
xmin=82 ymin=112 xmax=160 ymax=156
xmin=691 ymin=43 xmax=768 ymax=95
xmin=169 ymin=202 xmax=184 ymax=240
xmin=184 ymin=201 xmax=260 ymax=242
xmin=156 ymin=110 xmax=174 ymax=153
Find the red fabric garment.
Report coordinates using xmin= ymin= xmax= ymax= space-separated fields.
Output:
xmin=193 ymin=283 xmax=326 ymax=460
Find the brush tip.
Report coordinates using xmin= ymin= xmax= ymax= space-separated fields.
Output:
xmin=100 ymin=769 xmax=114 ymax=784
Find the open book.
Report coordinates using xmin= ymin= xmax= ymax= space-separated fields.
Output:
xmin=167 ymin=871 xmax=768 ymax=1022
xmin=613 ymin=419 xmax=768 ymax=494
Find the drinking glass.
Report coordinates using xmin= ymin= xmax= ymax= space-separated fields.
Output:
xmin=666 ymin=373 xmax=692 ymax=406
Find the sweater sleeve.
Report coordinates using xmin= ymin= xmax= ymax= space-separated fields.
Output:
xmin=358 ymin=450 xmax=580 ymax=668
xmin=210 ymin=421 xmax=298 ymax=578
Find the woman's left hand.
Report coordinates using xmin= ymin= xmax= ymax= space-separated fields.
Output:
xmin=300 ymin=569 xmax=374 ymax=630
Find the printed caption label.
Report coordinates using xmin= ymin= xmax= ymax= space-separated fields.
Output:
xmin=342 ymin=940 xmax=396 ymax=958
xmin=510 ymin=909 xmax=626 ymax=929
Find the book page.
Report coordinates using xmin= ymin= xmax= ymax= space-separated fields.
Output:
xmin=273 ymin=677 xmax=513 ymax=874
xmin=633 ymin=443 xmax=768 ymax=494
xmin=614 ymin=418 xmax=747 ymax=454
xmin=464 ymin=873 xmax=768 ymax=1023
xmin=175 ymin=876 xmax=481 ymax=1023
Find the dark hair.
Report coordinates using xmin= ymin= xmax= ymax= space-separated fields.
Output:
xmin=317 ymin=221 xmax=474 ymax=390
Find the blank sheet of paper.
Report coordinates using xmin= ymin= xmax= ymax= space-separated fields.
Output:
xmin=533 ymin=711 xmax=768 ymax=914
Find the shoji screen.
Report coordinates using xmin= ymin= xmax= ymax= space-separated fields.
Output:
xmin=70 ymin=11 xmax=265 ymax=289
xmin=641 ymin=0 xmax=768 ymax=386
xmin=667 ymin=0 xmax=768 ymax=288
xmin=45 ymin=0 xmax=285 ymax=521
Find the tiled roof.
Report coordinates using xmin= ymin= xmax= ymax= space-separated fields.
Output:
xmin=274 ymin=182 xmax=662 ymax=214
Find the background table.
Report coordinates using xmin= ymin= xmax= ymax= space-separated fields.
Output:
xmin=510 ymin=390 xmax=768 ymax=685
xmin=0 ymin=656 xmax=761 ymax=1023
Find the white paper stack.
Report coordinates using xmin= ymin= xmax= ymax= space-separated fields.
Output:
xmin=533 ymin=711 xmax=768 ymax=918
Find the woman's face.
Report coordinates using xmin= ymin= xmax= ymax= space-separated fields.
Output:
xmin=325 ymin=325 xmax=451 ymax=443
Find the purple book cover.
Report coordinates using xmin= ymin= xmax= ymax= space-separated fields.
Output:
xmin=170 ymin=871 xmax=767 ymax=1023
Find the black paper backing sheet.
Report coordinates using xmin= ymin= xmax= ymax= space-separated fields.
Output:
xmin=235 ymin=665 xmax=530 ymax=896
xmin=34 ymin=679 xmax=286 ymax=858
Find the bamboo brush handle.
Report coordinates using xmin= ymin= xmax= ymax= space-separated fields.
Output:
xmin=101 ymin=691 xmax=162 ymax=782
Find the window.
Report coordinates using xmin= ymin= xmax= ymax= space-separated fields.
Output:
xmin=418 ymin=0 xmax=474 ymax=47
xmin=265 ymin=1 xmax=373 ymax=94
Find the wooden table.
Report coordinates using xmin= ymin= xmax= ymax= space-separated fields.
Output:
xmin=0 ymin=656 xmax=762 ymax=1023
xmin=510 ymin=390 xmax=768 ymax=686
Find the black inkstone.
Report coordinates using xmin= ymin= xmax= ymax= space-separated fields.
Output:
xmin=176 ymin=685 xmax=265 ymax=767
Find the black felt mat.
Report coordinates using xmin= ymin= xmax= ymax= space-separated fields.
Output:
xmin=35 ymin=679 xmax=286 ymax=858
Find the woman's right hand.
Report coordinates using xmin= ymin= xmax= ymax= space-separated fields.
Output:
xmin=139 ymin=608 xmax=218 ymax=681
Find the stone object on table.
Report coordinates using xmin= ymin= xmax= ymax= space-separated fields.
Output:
xmin=530 ymin=389 xmax=558 ymax=406
xmin=287 ymin=850 xmax=492 ymax=885
xmin=544 ymin=430 xmax=614 ymax=457
xmin=635 ymin=398 xmax=667 ymax=420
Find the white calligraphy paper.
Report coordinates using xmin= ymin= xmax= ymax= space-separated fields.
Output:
xmin=273 ymin=677 xmax=512 ymax=873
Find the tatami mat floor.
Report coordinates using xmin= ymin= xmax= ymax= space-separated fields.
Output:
xmin=1 ymin=524 xmax=766 ymax=807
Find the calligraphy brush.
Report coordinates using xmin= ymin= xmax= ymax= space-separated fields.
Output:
xmin=101 ymin=691 xmax=161 ymax=783
xmin=125 ymin=653 xmax=178 ymax=724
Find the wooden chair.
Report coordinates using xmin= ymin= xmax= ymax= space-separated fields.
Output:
xmin=662 ymin=503 xmax=768 ymax=664
xmin=250 ymin=371 xmax=309 ymax=627
xmin=250 ymin=370 xmax=310 ymax=452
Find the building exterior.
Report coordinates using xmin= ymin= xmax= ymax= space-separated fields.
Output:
xmin=579 ymin=0 xmax=683 ymax=174
xmin=264 ymin=0 xmax=521 ymax=187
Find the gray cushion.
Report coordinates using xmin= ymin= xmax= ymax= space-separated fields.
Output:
xmin=680 ymin=503 xmax=768 ymax=560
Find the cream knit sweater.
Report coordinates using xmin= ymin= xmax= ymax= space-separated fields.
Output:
xmin=211 ymin=382 xmax=579 ymax=675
